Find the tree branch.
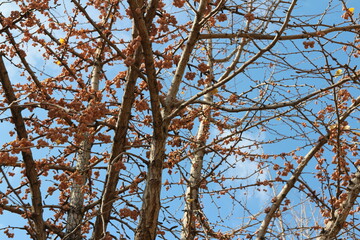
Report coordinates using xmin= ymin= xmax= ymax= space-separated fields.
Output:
xmin=199 ymin=24 xmax=360 ymax=40
xmin=0 ymin=54 xmax=46 ymax=240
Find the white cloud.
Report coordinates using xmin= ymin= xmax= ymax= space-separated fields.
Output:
xmin=211 ymin=128 xmax=271 ymax=203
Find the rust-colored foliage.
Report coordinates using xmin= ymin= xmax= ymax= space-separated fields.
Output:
xmin=0 ymin=0 xmax=359 ymax=240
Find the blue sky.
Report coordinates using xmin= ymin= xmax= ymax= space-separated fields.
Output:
xmin=0 ymin=0 xmax=359 ymax=239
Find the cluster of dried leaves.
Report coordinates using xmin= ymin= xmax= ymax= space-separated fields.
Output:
xmin=0 ymin=0 xmax=359 ymax=239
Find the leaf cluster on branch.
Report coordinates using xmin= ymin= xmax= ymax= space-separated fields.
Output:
xmin=0 ymin=0 xmax=359 ymax=239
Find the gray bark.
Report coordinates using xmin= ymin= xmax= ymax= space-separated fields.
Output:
xmin=65 ymin=137 xmax=92 ymax=239
xmin=181 ymin=36 xmax=214 ymax=239
xmin=65 ymin=40 xmax=102 ymax=239
xmin=180 ymin=101 xmax=211 ymax=240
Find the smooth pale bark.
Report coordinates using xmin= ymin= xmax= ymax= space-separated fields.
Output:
xmin=65 ymin=135 xmax=92 ymax=240
xmin=167 ymin=0 xmax=298 ymax=121
xmin=165 ymin=0 xmax=210 ymax=109
xmin=181 ymin=97 xmax=211 ymax=240
xmin=65 ymin=37 xmax=102 ymax=239
xmin=181 ymin=35 xmax=214 ymax=239
xmin=0 ymin=55 xmax=46 ymax=240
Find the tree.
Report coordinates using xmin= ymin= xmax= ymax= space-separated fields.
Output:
xmin=0 ymin=0 xmax=359 ymax=239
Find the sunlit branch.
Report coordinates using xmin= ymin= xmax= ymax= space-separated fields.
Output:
xmin=199 ymin=25 xmax=360 ymax=40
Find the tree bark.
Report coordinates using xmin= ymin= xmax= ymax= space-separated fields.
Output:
xmin=181 ymin=35 xmax=214 ymax=239
xmin=65 ymin=35 xmax=104 ymax=238
xmin=131 ymin=0 xmax=208 ymax=238
xmin=65 ymin=135 xmax=92 ymax=240
xmin=0 ymin=54 xmax=46 ymax=240
xmin=181 ymin=100 xmax=211 ymax=240
xmin=91 ymin=51 xmax=140 ymax=239
xmin=134 ymin=130 xmax=167 ymax=240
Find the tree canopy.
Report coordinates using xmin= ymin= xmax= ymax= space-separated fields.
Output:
xmin=0 ymin=0 xmax=359 ymax=239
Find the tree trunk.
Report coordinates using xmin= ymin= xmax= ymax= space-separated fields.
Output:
xmin=181 ymin=38 xmax=214 ymax=239
xmin=65 ymin=42 xmax=102 ymax=239
xmin=181 ymin=106 xmax=211 ymax=240
xmin=91 ymin=48 xmax=140 ymax=239
xmin=65 ymin=136 xmax=92 ymax=239
xmin=132 ymin=0 xmax=208 ymax=238
xmin=0 ymin=54 xmax=46 ymax=240
xmin=134 ymin=129 xmax=167 ymax=240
